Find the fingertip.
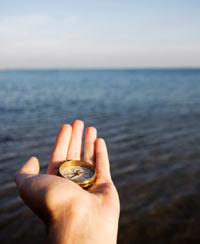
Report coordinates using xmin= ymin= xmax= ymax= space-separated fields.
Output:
xmin=19 ymin=156 xmax=40 ymax=175
xmin=30 ymin=156 xmax=39 ymax=162
xmin=60 ymin=124 xmax=72 ymax=133
xmin=72 ymin=120 xmax=84 ymax=128
xmin=56 ymin=124 xmax=72 ymax=143
xmin=96 ymin=137 xmax=105 ymax=142
xmin=85 ymin=126 xmax=97 ymax=137
xmin=62 ymin=123 xmax=72 ymax=129
xmin=14 ymin=156 xmax=39 ymax=188
xmin=97 ymin=137 xmax=105 ymax=142
xmin=87 ymin=126 xmax=97 ymax=132
xmin=95 ymin=138 xmax=107 ymax=150
xmin=55 ymin=124 xmax=72 ymax=145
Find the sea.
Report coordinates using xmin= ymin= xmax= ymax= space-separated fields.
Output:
xmin=0 ymin=69 xmax=200 ymax=244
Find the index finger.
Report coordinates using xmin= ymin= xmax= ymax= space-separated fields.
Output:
xmin=47 ymin=124 xmax=72 ymax=175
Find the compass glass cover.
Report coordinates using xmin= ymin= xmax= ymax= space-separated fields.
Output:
xmin=60 ymin=166 xmax=94 ymax=181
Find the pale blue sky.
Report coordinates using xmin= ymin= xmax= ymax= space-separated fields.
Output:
xmin=0 ymin=0 xmax=200 ymax=69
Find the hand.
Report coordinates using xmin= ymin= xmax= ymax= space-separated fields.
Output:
xmin=15 ymin=120 xmax=120 ymax=244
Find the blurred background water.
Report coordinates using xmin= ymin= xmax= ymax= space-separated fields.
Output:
xmin=0 ymin=69 xmax=200 ymax=244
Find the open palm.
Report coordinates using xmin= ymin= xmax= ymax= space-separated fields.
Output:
xmin=15 ymin=120 xmax=120 ymax=244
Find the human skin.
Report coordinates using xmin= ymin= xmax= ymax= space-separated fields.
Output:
xmin=15 ymin=120 xmax=120 ymax=244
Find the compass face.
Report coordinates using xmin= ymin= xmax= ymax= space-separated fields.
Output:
xmin=61 ymin=166 xmax=94 ymax=181
xmin=59 ymin=160 xmax=96 ymax=188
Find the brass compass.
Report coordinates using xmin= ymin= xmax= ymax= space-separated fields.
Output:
xmin=59 ymin=160 xmax=96 ymax=188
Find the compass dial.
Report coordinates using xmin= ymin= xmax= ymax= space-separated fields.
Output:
xmin=59 ymin=160 xmax=96 ymax=188
xmin=61 ymin=166 xmax=94 ymax=181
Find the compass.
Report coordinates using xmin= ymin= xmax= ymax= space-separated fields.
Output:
xmin=59 ymin=160 xmax=96 ymax=188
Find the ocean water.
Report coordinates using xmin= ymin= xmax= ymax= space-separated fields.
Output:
xmin=0 ymin=69 xmax=200 ymax=243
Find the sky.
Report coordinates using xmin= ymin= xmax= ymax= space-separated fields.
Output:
xmin=0 ymin=0 xmax=200 ymax=69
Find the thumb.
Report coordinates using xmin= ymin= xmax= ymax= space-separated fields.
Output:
xmin=15 ymin=156 xmax=40 ymax=188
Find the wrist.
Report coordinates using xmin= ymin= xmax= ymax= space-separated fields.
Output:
xmin=46 ymin=207 xmax=118 ymax=244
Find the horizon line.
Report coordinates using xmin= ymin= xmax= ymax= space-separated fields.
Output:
xmin=1 ymin=66 xmax=200 ymax=72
